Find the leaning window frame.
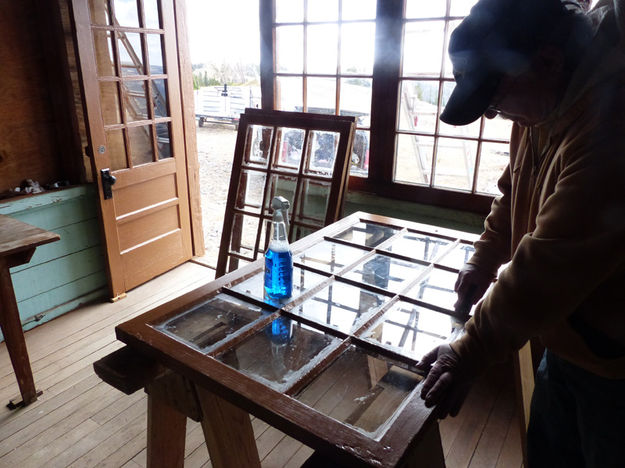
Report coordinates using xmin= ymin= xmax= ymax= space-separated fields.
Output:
xmin=260 ymin=0 xmax=508 ymax=215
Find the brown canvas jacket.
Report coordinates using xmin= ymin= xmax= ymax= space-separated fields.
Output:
xmin=451 ymin=1 xmax=625 ymax=379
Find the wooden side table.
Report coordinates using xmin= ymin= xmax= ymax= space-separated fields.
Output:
xmin=0 ymin=214 xmax=60 ymax=408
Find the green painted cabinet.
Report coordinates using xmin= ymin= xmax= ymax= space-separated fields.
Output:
xmin=0 ymin=185 xmax=107 ymax=339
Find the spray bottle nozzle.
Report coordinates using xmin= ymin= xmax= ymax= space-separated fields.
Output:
xmin=271 ymin=196 xmax=290 ymax=211
xmin=271 ymin=196 xmax=290 ymax=233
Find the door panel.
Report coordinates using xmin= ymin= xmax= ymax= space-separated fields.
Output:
xmin=72 ymin=0 xmax=192 ymax=298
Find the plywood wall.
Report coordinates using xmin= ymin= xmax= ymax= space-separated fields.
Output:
xmin=0 ymin=0 xmax=88 ymax=193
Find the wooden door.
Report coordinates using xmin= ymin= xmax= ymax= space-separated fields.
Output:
xmin=72 ymin=0 xmax=193 ymax=299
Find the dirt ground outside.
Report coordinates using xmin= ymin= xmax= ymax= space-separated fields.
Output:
xmin=195 ymin=123 xmax=238 ymax=268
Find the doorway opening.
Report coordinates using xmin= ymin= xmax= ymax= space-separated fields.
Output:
xmin=185 ymin=0 xmax=261 ymax=269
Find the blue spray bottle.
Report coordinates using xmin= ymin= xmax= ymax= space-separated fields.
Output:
xmin=264 ymin=196 xmax=293 ymax=299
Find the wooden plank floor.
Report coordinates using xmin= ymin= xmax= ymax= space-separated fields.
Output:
xmin=0 ymin=262 xmax=522 ymax=467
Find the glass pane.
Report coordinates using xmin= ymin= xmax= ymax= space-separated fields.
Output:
xmin=482 ymin=114 xmax=513 ymax=141
xmin=144 ymin=0 xmax=161 ymax=28
xmin=295 ymin=346 xmax=422 ymax=437
xmin=342 ymin=254 xmax=427 ymax=294
xmin=450 ymin=0 xmax=479 ymax=17
xmin=217 ymin=318 xmax=340 ymax=392
xmin=394 ymin=134 xmax=434 ymax=185
xmin=436 ymin=243 xmax=475 ymax=270
xmin=439 ymin=84 xmax=481 ymax=138
xmin=342 ymin=0 xmax=376 ymax=20
xmin=235 ymin=170 xmax=267 ymax=214
xmin=276 ymin=26 xmax=303 ymax=73
xmin=476 ymin=142 xmax=509 ymax=195
xmin=350 ymin=130 xmax=370 ymax=177
xmin=307 ymin=0 xmax=338 ymax=22
xmin=156 ymin=122 xmax=171 ymax=159
xmin=113 ymin=0 xmax=140 ymax=27
xmin=306 ymin=77 xmax=336 ymax=114
xmin=307 ymin=24 xmax=338 ymax=75
xmin=229 ymin=266 xmax=327 ymax=306
xmin=362 ymin=301 xmax=461 ymax=361
xmin=276 ymin=76 xmax=303 ymax=112
xmin=106 ymin=129 xmax=128 ymax=170
xmin=93 ymin=30 xmax=116 ymax=77
xmin=308 ymin=131 xmax=338 ymax=175
xmin=398 ymin=81 xmax=439 ymax=134
xmin=129 ymin=125 xmax=154 ymax=165
xmin=100 ymin=81 xmax=121 ymax=125
xmin=90 ymin=0 xmax=111 ymax=25
xmin=264 ymin=174 xmax=297 ymax=216
xmin=293 ymin=240 xmax=367 ymax=274
xmin=405 ymin=267 xmax=459 ymax=310
xmin=402 ymin=21 xmax=445 ymax=78
xmin=405 ymin=0 xmax=447 ymax=18
xmin=152 ymin=79 xmax=168 ymax=117
xmin=276 ymin=0 xmax=304 ymax=22
xmin=154 ymin=294 xmax=269 ymax=352
xmin=433 ymin=137 xmax=477 ymax=191
xmin=334 ymin=222 xmax=399 ymax=248
xmin=294 ymin=179 xmax=331 ymax=226
xmin=292 ymin=280 xmax=388 ymax=333
xmin=340 ymin=78 xmax=371 ymax=127
xmin=229 ymin=213 xmax=260 ymax=260
xmin=118 ymin=32 xmax=144 ymax=76
xmin=122 ymin=80 xmax=148 ymax=121
xmin=340 ymin=23 xmax=375 ymax=75
xmin=245 ymin=125 xmax=273 ymax=167
xmin=384 ymin=232 xmax=453 ymax=262
xmin=275 ymin=127 xmax=305 ymax=171
xmin=147 ymin=34 xmax=164 ymax=74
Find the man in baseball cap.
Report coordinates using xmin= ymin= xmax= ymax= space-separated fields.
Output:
xmin=419 ymin=0 xmax=625 ymax=466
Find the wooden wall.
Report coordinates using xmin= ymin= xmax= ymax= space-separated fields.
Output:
xmin=0 ymin=0 xmax=84 ymax=193
xmin=0 ymin=0 xmax=106 ymax=339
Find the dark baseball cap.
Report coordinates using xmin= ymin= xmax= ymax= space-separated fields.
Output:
xmin=440 ymin=0 xmax=566 ymax=125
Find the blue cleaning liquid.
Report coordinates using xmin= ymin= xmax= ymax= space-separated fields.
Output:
xmin=265 ymin=316 xmax=293 ymax=345
xmin=264 ymin=248 xmax=293 ymax=298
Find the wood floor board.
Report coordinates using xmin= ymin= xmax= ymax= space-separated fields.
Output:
xmin=0 ymin=381 xmax=111 ymax=460
xmin=495 ymin=410 xmax=523 ymax=468
xmin=0 ymin=262 xmax=522 ymax=468
xmin=184 ymin=442 xmax=210 ymax=468
xmin=442 ymin=366 xmax=505 ymax=468
xmin=66 ymin=412 xmax=146 ymax=468
xmin=0 ymin=382 xmax=122 ymax=466
xmin=261 ymin=433 xmax=305 ymax=468
xmin=468 ymin=377 xmax=516 ymax=468
xmin=0 ymin=372 xmax=101 ymax=439
xmin=47 ymin=395 xmax=148 ymax=468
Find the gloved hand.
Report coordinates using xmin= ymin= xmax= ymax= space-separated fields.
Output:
xmin=454 ymin=264 xmax=494 ymax=317
xmin=417 ymin=344 xmax=474 ymax=419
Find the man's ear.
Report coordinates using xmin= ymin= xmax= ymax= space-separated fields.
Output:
xmin=533 ymin=45 xmax=565 ymax=75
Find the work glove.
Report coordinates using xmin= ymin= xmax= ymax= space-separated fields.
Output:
xmin=417 ymin=344 xmax=475 ymax=419
xmin=454 ymin=263 xmax=494 ymax=319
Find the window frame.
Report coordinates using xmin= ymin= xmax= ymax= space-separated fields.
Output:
xmin=260 ymin=0 xmax=504 ymax=215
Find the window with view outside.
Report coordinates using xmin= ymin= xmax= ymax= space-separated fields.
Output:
xmin=273 ymin=0 xmax=376 ymax=177
xmin=396 ymin=0 xmax=512 ymax=195
xmin=268 ymin=0 xmax=514 ymax=208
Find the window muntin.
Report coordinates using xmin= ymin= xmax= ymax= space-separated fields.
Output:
xmin=273 ymin=0 xmax=376 ymax=177
xmin=396 ymin=1 xmax=512 ymax=195
xmin=269 ymin=0 xmax=513 ymax=208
